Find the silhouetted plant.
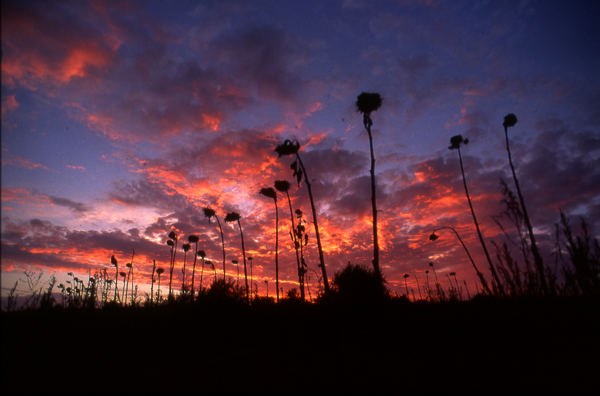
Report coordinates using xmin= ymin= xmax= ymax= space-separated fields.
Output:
xmin=128 ymin=249 xmax=135 ymax=304
xmin=502 ymin=113 xmax=548 ymax=294
xmin=260 ymin=187 xmax=280 ymax=302
xmin=150 ymin=260 xmax=156 ymax=305
xmin=328 ymin=263 xmax=387 ymax=305
xmin=204 ymin=207 xmax=226 ymax=281
xmin=156 ymin=267 xmax=164 ymax=302
xmin=125 ymin=262 xmax=132 ymax=305
xmin=294 ymin=209 xmax=308 ymax=300
xmin=225 ymin=212 xmax=249 ymax=301
xmin=111 ymin=255 xmax=119 ymax=303
xmin=166 ymin=238 xmax=175 ymax=299
xmin=167 ymin=231 xmax=179 ymax=300
xmin=181 ymin=242 xmax=191 ymax=292
xmin=198 ymin=250 xmax=206 ymax=290
xmin=403 ymin=274 xmax=410 ymax=298
xmin=449 ymin=134 xmax=504 ymax=295
xmin=429 ymin=226 xmax=491 ymax=295
xmin=188 ymin=235 xmax=199 ymax=300
xmin=120 ymin=271 xmax=127 ymax=303
xmin=248 ymin=256 xmax=254 ymax=301
xmin=275 ymin=139 xmax=330 ymax=293
xmin=558 ymin=212 xmax=600 ymax=296
xmin=356 ymin=92 xmax=383 ymax=280
xmin=274 ymin=180 xmax=301 ymax=303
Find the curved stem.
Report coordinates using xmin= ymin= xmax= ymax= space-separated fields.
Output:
xmin=457 ymin=147 xmax=504 ymax=295
xmin=274 ymin=199 xmax=280 ymax=303
xmin=433 ymin=226 xmax=492 ymax=295
xmin=295 ymin=153 xmax=329 ymax=292
xmin=238 ymin=219 xmax=249 ymax=301
xmin=284 ymin=191 xmax=301 ymax=302
xmin=504 ymin=126 xmax=547 ymax=294
xmin=215 ymin=215 xmax=226 ymax=281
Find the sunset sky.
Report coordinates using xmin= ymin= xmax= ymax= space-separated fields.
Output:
xmin=2 ymin=0 xmax=599 ymax=298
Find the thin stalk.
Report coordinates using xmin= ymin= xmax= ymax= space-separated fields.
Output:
xmin=365 ymin=118 xmax=381 ymax=279
xmin=237 ymin=219 xmax=250 ymax=301
xmin=457 ymin=146 xmax=504 ymax=295
xmin=284 ymin=191 xmax=300 ymax=303
xmin=433 ymin=226 xmax=492 ymax=295
xmin=504 ymin=125 xmax=547 ymax=294
xmin=215 ymin=215 xmax=226 ymax=281
xmin=295 ymin=153 xmax=329 ymax=292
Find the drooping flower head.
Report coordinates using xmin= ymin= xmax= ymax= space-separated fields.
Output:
xmin=203 ymin=207 xmax=216 ymax=223
xmin=275 ymin=139 xmax=300 ymax=157
xmin=188 ymin=235 xmax=199 ymax=243
xmin=449 ymin=135 xmax=469 ymax=150
xmin=429 ymin=232 xmax=439 ymax=241
xmin=197 ymin=250 xmax=206 ymax=259
xmin=182 ymin=243 xmax=191 ymax=252
xmin=356 ymin=92 xmax=382 ymax=116
xmin=167 ymin=239 xmax=174 ymax=247
xmin=225 ymin=212 xmax=241 ymax=223
xmin=274 ymin=180 xmax=291 ymax=193
xmin=156 ymin=268 xmax=164 ymax=275
xmin=111 ymin=255 xmax=118 ymax=266
xmin=259 ymin=187 xmax=277 ymax=201
xmin=168 ymin=231 xmax=178 ymax=240
xmin=503 ymin=113 xmax=518 ymax=128
xmin=403 ymin=273 xmax=410 ymax=279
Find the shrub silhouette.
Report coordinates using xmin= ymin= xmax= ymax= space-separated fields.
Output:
xmin=327 ymin=263 xmax=388 ymax=305
xmin=356 ymin=92 xmax=383 ymax=280
xmin=275 ymin=139 xmax=330 ymax=293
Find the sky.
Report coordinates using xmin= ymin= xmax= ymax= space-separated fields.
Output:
xmin=2 ymin=0 xmax=600 ymax=299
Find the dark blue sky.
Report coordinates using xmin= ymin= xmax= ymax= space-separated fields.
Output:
xmin=2 ymin=0 xmax=599 ymax=296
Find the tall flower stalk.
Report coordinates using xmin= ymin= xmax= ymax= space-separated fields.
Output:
xmin=503 ymin=113 xmax=547 ymax=294
xmin=198 ymin=250 xmax=206 ymax=290
xmin=156 ymin=267 xmax=164 ymax=302
xmin=356 ymin=92 xmax=383 ymax=279
xmin=111 ymin=255 xmax=119 ymax=303
xmin=294 ymin=209 xmax=308 ymax=300
xmin=150 ymin=260 xmax=156 ymax=305
xmin=204 ymin=208 xmax=226 ymax=281
xmin=275 ymin=180 xmax=300 ymax=303
xmin=129 ymin=249 xmax=135 ymax=304
xmin=429 ymin=226 xmax=491 ymax=295
xmin=188 ymin=235 xmax=199 ymax=300
xmin=181 ymin=243 xmax=191 ymax=292
xmin=260 ymin=187 xmax=280 ymax=302
xmin=449 ymin=135 xmax=504 ymax=295
xmin=226 ymin=212 xmax=249 ymax=301
xmin=275 ymin=140 xmax=330 ymax=293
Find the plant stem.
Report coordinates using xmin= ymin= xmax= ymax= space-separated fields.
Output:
xmin=504 ymin=126 xmax=547 ymax=294
xmin=295 ymin=153 xmax=329 ymax=293
xmin=457 ymin=146 xmax=504 ymax=295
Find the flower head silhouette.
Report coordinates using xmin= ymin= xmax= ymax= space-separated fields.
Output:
xmin=275 ymin=139 xmax=300 ymax=157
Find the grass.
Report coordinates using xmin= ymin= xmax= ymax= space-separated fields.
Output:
xmin=1 ymin=292 xmax=598 ymax=394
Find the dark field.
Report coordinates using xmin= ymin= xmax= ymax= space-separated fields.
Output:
xmin=2 ymin=296 xmax=598 ymax=395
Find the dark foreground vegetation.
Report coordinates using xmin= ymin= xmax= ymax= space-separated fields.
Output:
xmin=2 ymin=278 xmax=599 ymax=395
